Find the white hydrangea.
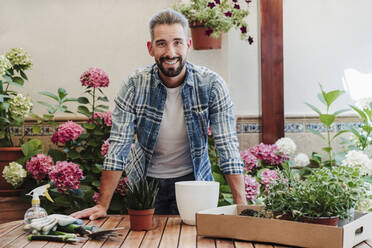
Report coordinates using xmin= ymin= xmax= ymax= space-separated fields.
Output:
xmin=9 ymin=93 xmax=33 ymax=118
xmin=275 ymin=137 xmax=296 ymax=155
xmin=2 ymin=162 xmax=27 ymax=188
xmin=0 ymin=55 xmax=12 ymax=76
xmin=293 ymin=153 xmax=310 ymax=167
xmin=5 ymin=48 xmax=32 ymax=70
xmin=342 ymin=150 xmax=372 ymax=175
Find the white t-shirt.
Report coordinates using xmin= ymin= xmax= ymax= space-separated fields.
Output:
xmin=147 ymin=84 xmax=194 ymax=178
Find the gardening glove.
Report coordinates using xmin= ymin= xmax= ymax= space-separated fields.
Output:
xmin=48 ymin=214 xmax=83 ymax=226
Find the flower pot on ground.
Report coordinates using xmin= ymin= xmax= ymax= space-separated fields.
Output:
xmin=126 ymin=179 xmax=159 ymax=231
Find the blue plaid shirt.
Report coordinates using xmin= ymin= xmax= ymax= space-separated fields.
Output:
xmin=103 ymin=62 xmax=243 ymax=182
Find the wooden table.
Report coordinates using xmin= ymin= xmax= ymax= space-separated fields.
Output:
xmin=0 ymin=215 xmax=371 ymax=248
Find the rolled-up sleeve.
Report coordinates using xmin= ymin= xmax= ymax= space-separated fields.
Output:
xmin=103 ymin=79 xmax=136 ymax=171
xmin=209 ymin=78 xmax=244 ymax=175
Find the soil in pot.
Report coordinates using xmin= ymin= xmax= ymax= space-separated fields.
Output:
xmin=301 ymin=216 xmax=339 ymax=226
xmin=128 ymin=208 xmax=154 ymax=231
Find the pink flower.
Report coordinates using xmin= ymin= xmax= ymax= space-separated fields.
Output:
xmin=101 ymin=139 xmax=109 ymax=156
xmin=89 ymin=112 xmax=112 ymax=127
xmin=80 ymin=67 xmax=110 ymax=88
xmin=52 ymin=121 xmax=83 ymax=144
xmin=261 ymin=169 xmax=279 ymax=189
xmin=240 ymin=150 xmax=258 ymax=172
xmin=248 ymin=143 xmax=285 ymax=165
xmin=208 ymin=126 xmax=213 ymax=136
xmin=116 ymin=177 xmax=129 ymax=196
xmin=49 ymin=161 xmax=83 ymax=193
xmin=244 ymin=175 xmax=260 ymax=201
xmin=26 ymin=154 xmax=54 ymax=181
xmin=93 ymin=192 xmax=100 ymax=203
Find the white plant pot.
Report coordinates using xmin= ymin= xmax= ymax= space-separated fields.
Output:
xmin=175 ymin=181 xmax=219 ymax=225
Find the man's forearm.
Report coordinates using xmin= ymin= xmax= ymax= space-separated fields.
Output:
xmin=225 ymin=174 xmax=247 ymax=205
xmin=98 ymin=170 xmax=123 ymax=210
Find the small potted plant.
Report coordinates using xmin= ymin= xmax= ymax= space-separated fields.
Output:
xmin=174 ymin=0 xmax=254 ymax=49
xmin=264 ymin=165 xmax=368 ymax=226
xmin=126 ymin=179 xmax=159 ymax=231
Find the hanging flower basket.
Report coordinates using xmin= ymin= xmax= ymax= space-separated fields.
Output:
xmin=190 ymin=22 xmax=222 ymax=50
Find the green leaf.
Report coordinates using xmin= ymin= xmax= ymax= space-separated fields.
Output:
xmin=78 ymin=105 xmax=90 ymax=116
xmin=68 ymin=150 xmax=80 ymax=159
xmin=63 ymin=97 xmax=77 ymax=103
xmin=0 ymin=102 xmax=9 ymax=111
xmin=96 ymin=105 xmax=109 ymax=110
xmin=350 ymin=105 xmax=368 ymax=122
xmin=77 ymin=97 xmax=89 ymax=104
xmin=83 ymin=123 xmax=96 ymax=129
xmin=305 ymin=103 xmax=321 ymax=115
xmin=21 ymin=139 xmax=44 ymax=159
xmin=322 ymin=147 xmax=332 ymax=153
xmin=87 ymin=139 xmax=98 ymax=146
xmin=362 ymin=125 xmax=372 ymax=133
xmin=319 ymin=114 xmax=335 ymax=127
xmin=48 ymin=149 xmax=67 ymax=163
xmin=54 ymin=195 xmax=71 ymax=207
xmin=92 ymin=180 xmax=100 ymax=187
xmin=32 ymin=125 xmax=41 ymax=134
xmin=98 ymin=96 xmax=109 ymax=102
xmin=39 ymin=91 xmax=59 ymax=101
xmin=20 ymin=70 xmax=28 ymax=80
xmin=333 ymin=129 xmax=350 ymax=140
xmin=333 ymin=109 xmax=349 ymax=116
xmin=324 ymin=90 xmax=345 ymax=108
xmin=12 ymin=76 xmax=24 ymax=86
xmin=58 ymin=88 xmax=68 ymax=100
xmin=306 ymin=127 xmax=325 ymax=139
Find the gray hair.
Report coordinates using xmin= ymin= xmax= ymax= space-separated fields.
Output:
xmin=148 ymin=8 xmax=189 ymax=41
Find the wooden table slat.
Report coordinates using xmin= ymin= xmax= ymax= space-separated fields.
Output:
xmin=234 ymin=240 xmax=254 ymax=248
xmin=100 ymin=216 xmax=130 ymax=248
xmin=158 ymin=216 xmax=181 ymax=248
xmin=0 ymin=223 xmax=28 ymax=248
xmin=0 ymin=221 xmax=23 ymax=238
xmin=120 ymin=230 xmax=145 ymax=248
xmin=197 ymin=236 xmax=215 ymax=248
xmin=140 ymin=215 xmax=167 ymax=248
xmin=253 ymin=243 xmax=275 ymax=248
xmin=178 ymin=223 xmax=196 ymax=248
xmin=215 ymin=239 xmax=234 ymax=248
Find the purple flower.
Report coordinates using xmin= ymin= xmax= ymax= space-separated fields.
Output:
xmin=248 ymin=36 xmax=254 ymax=44
xmin=244 ymin=175 xmax=260 ymax=201
xmin=80 ymin=67 xmax=110 ymax=88
xmin=205 ymin=28 xmax=214 ymax=36
xmin=207 ymin=2 xmax=215 ymax=8
xmin=214 ymin=0 xmax=221 ymax=4
xmin=248 ymin=143 xmax=285 ymax=165
xmin=245 ymin=0 xmax=252 ymax=3
xmin=261 ymin=169 xmax=279 ymax=189
xmin=89 ymin=111 xmax=112 ymax=127
xmin=232 ymin=0 xmax=238 ymax=2
xmin=101 ymin=139 xmax=109 ymax=156
xmin=26 ymin=154 xmax=54 ymax=181
xmin=240 ymin=25 xmax=247 ymax=34
xmin=49 ymin=161 xmax=83 ymax=193
xmin=234 ymin=4 xmax=240 ymax=9
xmin=52 ymin=121 xmax=83 ymax=144
xmin=224 ymin=11 xmax=232 ymax=17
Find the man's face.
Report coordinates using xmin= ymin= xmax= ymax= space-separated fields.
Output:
xmin=147 ymin=24 xmax=191 ymax=78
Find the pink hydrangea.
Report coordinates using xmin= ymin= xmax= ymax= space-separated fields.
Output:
xmin=261 ymin=169 xmax=279 ymax=189
xmin=80 ymin=67 xmax=110 ymax=88
xmin=240 ymin=150 xmax=258 ymax=172
xmin=89 ymin=112 xmax=112 ymax=127
xmin=101 ymin=139 xmax=109 ymax=156
xmin=208 ymin=126 xmax=213 ymax=136
xmin=26 ymin=154 xmax=54 ymax=181
xmin=244 ymin=175 xmax=260 ymax=201
xmin=51 ymin=121 xmax=83 ymax=144
xmin=116 ymin=177 xmax=129 ymax=196
xmin=93 ymin=192 xmax=100 ymax=203
xmin=48 ymin=161 xmax=83 ymax=193
xmin=248 ymin=143 xmax=285 ymax=165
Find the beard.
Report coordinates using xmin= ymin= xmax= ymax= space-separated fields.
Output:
xmin=156 ymin=56 xmax=186 ymax=77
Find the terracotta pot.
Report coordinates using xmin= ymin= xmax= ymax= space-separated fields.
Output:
xmin=0 ymin=147 xmax=24 ymax=196
xmin=190 ymin=22 xmax=222 ymax=50
xmin=301 ymin=216 xmax=339 ymax=226
xmin=128 ymin=208 xmax=155 ymax=231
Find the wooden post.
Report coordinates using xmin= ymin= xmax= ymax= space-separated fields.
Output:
xmin=260 ymin=0 xmax=284 ymax=144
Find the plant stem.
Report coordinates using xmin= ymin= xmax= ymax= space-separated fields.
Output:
xmin=327 ymin=126 xmax=333 ymax=165
xmin=5 ymin=126 xmax=13 ymax=147
xmin=92 ymin=88 xmax=96 ymax=114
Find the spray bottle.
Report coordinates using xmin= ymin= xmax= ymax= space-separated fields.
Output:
xmin=24 ymin=184 xmax=54 ymax=224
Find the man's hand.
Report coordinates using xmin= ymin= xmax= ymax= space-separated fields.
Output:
xmin=70 ymin=204 xmax=107 ymax=220
xmin=225 ymin=174 xmax=247 ymax=205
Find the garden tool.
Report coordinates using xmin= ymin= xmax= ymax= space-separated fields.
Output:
xmin=87 ymin=227 xmax=125 ymax=240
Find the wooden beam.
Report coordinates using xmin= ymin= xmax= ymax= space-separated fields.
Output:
xmin=260 ymin=0 xmax=284 ymax=144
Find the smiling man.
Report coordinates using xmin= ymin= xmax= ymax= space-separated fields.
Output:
xmin=71 ymin=8 xmax=246 ymax=219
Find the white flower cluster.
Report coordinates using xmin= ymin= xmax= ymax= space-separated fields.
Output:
xmin=2 ymin=162 xmax=27 ymax=188
xmin=275 ymin=137 xmax=296 ymax=155
xmin=5 ymin=48 xmax=33 ymax=70
xmin=293 ymin=153 xmax=310 ymax=167
xmin=9 ymin=93 xmax=33 ymax=118
xmin=342 ymin=150 xmax=372 ymax=175
xmin=0 ymin=55 xmax=11 ymax=76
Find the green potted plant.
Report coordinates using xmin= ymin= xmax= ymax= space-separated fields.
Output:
xmin=126 ymin=179 xmax=159 ymax=231
xmin=264 ymin=164 xmax=368 ymax=226
xmin=174 ymin=0 xmax=253 ymax=50
xmin=0 ymin=48 xmax=33 ymax=195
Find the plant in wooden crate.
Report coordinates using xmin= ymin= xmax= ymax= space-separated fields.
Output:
xmin=174 ymin=0 xmax=253 ymax=49
xmin=126 ymin=179 xmax=159 ymax=231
